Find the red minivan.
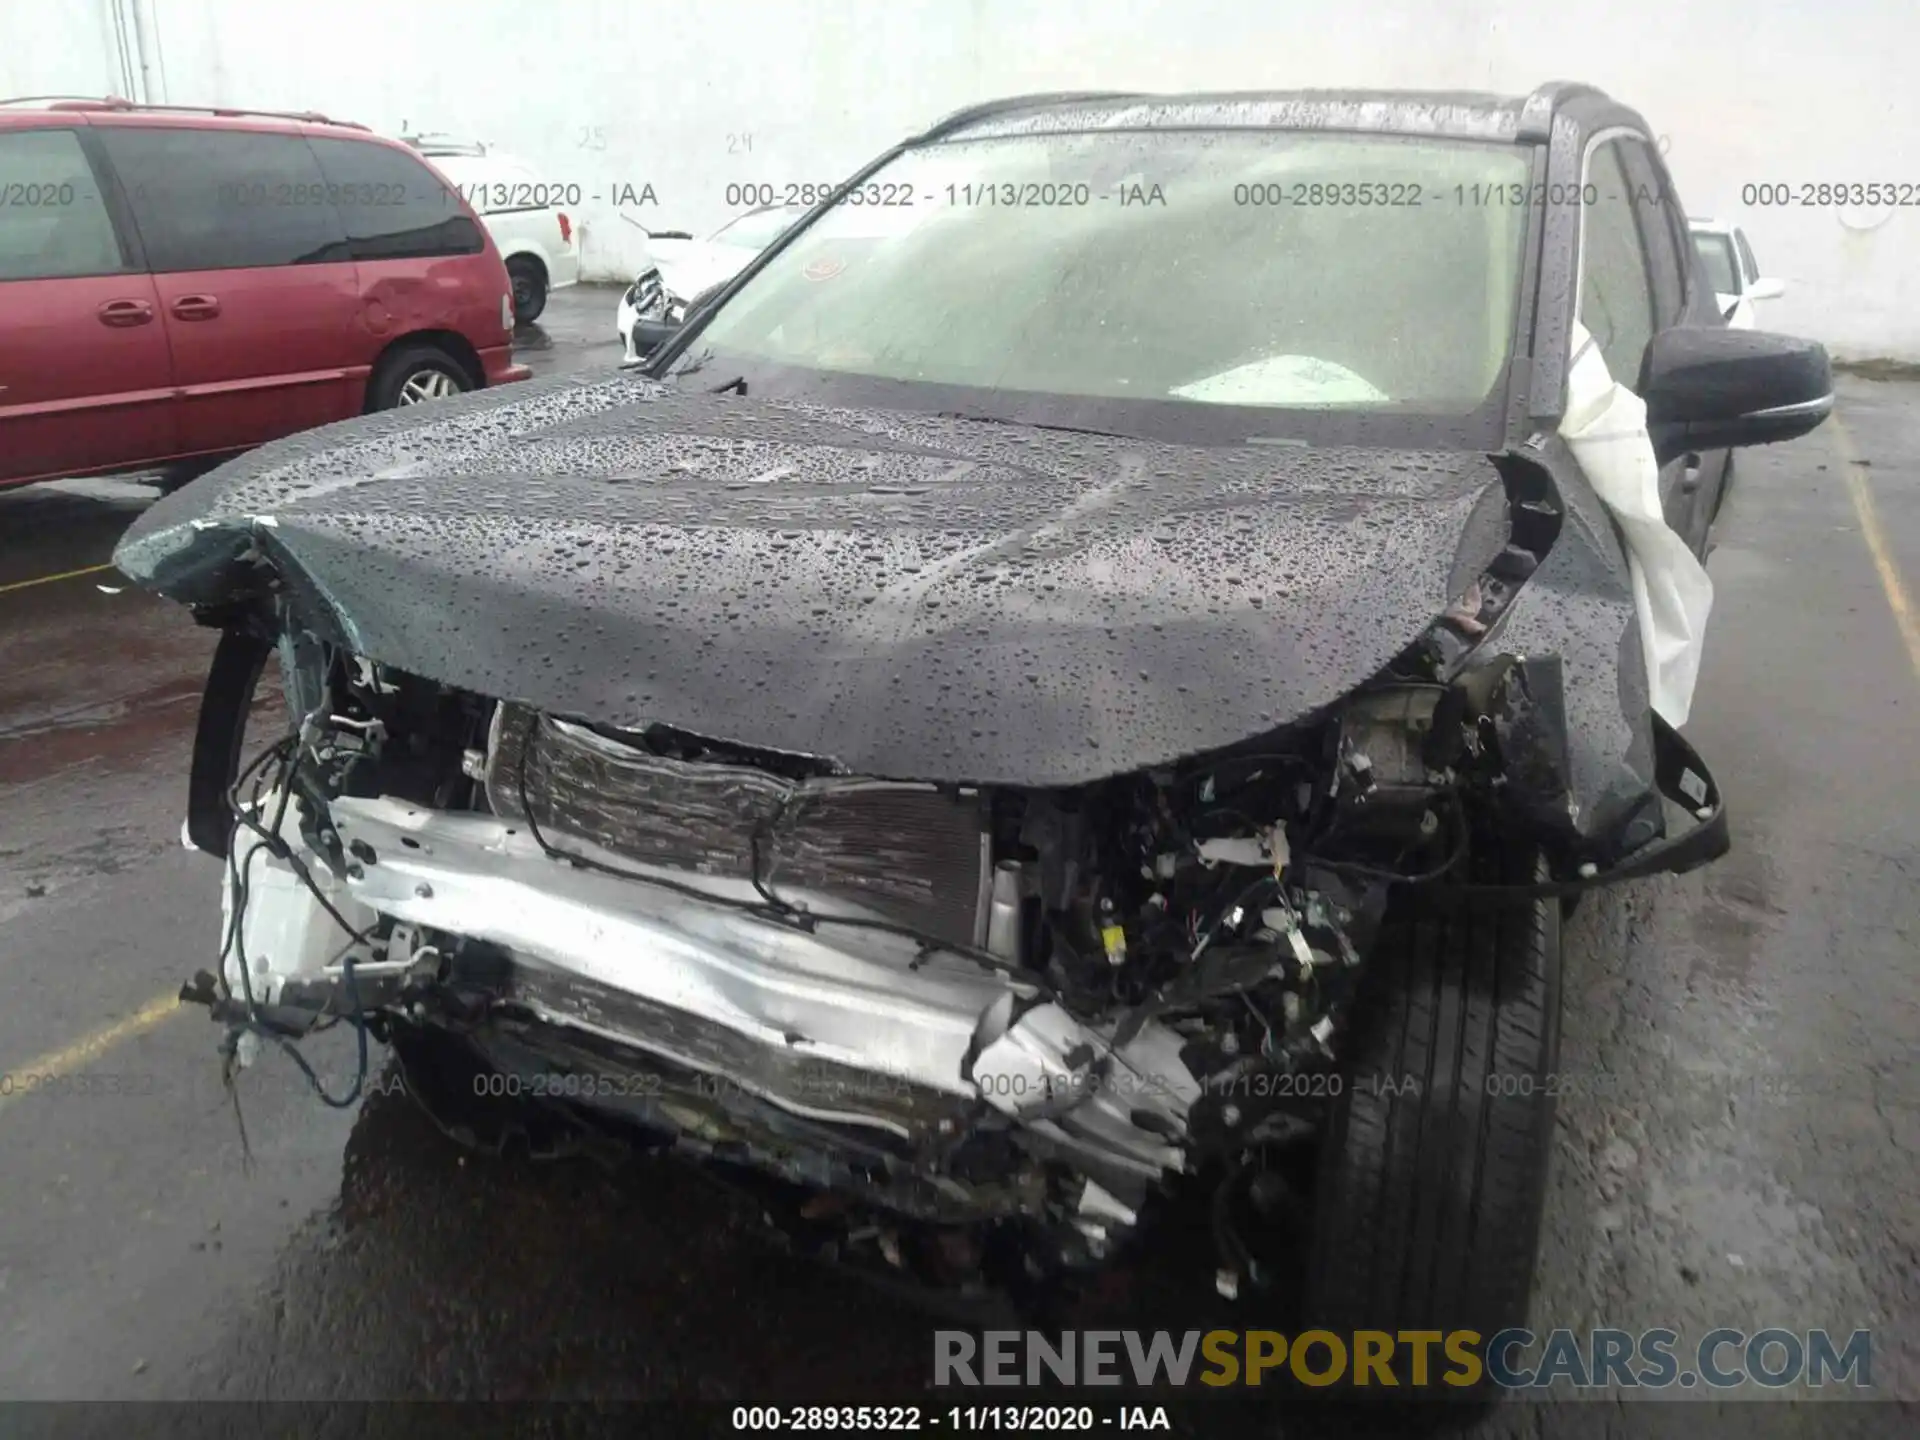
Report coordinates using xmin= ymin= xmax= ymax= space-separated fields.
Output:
xmin=0 ymin=99 xmax=531 ymax=489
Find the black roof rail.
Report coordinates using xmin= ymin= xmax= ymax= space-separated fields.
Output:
xmin=1515 ymin=81 xmax=1606 ymax=141
xmin=0 ymin=96 xmax=370 ymax=130
xmin=916 ymin=91 xmax=1150 ymax=143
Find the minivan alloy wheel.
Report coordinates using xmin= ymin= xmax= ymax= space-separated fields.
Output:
xmin=367 ymin=343 xmax=475 ymax=412
xmin=398 ymin=369 xmax=461 ymax=405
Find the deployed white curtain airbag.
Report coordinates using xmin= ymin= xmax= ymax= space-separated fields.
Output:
xmin=1558 ymin=321 xmax=1714 ymax=727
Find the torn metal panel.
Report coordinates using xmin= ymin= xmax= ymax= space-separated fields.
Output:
xmin=326 ymin=794 xmax=1198 ymax=1175
xmin=472 ymin=951 xmax=977 ymax=1141
xmin=1488 ymin=437 xmax=1662 ymax=856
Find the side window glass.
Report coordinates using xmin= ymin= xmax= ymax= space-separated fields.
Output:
xmin=98 ymin=128 xmax=348 ymax=271
xmin=1577 ymin=140 xmax=1656 ymax=391
xmin=1692 ymin=233 xmax=1739 ymax=295
xmin=0 ymin=129 xmax=126 ymax=280
xmin=1735 ymin=229 xmax=1760 ymax=283
xmin=1619 ymin=140 xmax=1687 ymax=326
xmin=306 ymin=138 xmax=483 ymax=261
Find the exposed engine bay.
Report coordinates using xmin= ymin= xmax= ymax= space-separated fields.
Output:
xmin=182 ymin=609 xmax=1723 ymax=1303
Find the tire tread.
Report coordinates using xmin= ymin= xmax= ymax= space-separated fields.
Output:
xmin=1305 ymin=844 xmax=1562 ymax=1350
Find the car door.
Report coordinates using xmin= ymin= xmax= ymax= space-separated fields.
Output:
xmin=0 ymin=122 xmax=177 ymax=486
xmin=1622 ymin=140 xmax=1732 ymax=550
xmin=304 ymin=135 xmax=498 ymax=367
xmin=1576 ymin=135 xmax=1717 ymax=554
xmin=93 ymin=122 xmax=364 ymax=456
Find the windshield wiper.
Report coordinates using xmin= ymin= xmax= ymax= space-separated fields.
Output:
xmin=670 ymin=348 xmax=718 ymax=379
xmin=933 ymin=410 xmax=1126 ymax=440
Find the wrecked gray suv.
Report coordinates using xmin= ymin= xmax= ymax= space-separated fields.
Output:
xmin=117 ymin=85 xmax=1831 ymax=1358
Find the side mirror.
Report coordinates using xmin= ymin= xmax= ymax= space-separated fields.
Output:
xmin=1746 ymin=276 xmax=1786 ymax=301
xmin=629 ymin=282 xmax=731 ymax=369
xmin=1641 ymin=327 xmax=1832 ymax=452
xmin=628 ymin=315 xmax=684 ymax=360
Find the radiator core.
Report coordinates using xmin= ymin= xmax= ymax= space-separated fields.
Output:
xmin=484 ymin=704 xmax=990 ymax=947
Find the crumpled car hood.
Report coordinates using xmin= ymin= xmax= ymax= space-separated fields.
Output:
xmin=116 ymin=372 xmax=1508 ymax=787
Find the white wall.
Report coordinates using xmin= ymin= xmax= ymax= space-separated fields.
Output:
xmin=4 ymin=0 xmax=1915 ymax=357
xmin=0 ymin=0 xmax=127 ymax=99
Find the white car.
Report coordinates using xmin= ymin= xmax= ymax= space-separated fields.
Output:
xmin=1689 ymin=217 xmax=1784 ymax=330
xmin=616 ymin=204 xmax=807 ymax=362
xmin=407 ymin=135 xmax=580 ymax=324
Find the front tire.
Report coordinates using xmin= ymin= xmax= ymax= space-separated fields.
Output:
xmin=1305 ymin=844 xmax=1562 ymax=1381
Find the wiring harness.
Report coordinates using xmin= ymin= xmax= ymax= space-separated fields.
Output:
xmin=215 ymin=712 xmax=375 ymax=1110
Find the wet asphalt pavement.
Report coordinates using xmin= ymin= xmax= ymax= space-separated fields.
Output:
xmin=0 ymin=284 xmax=1914 ymax=1436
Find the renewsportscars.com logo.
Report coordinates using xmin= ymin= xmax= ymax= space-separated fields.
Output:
xmin=932 ymin=1328 xmax=1874 ymax=1391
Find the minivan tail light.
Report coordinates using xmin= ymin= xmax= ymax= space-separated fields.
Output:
xmin=557 ymin=212 xmax=572 ymax=245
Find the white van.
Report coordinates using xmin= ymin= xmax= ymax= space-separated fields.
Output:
xmin=405 ymin=135 xmax=579 ymax=323
xmin=1688 ymin=217 xmax=1785 ymax=331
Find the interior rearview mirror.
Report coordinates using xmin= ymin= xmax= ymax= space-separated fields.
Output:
xmin=1641 ymin=327 xmax=1831 ymax=454
xmin=1746 ymin=276 xmax=1786 ymax=301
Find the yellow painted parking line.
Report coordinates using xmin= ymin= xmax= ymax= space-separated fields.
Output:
xmin=0 ymin=561 xmax=116 ymax=595
xmin=0 ymin=992 xmax=181 ymax=1113
xmin=1830 ymin=411 xmax=1920 ymax=685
